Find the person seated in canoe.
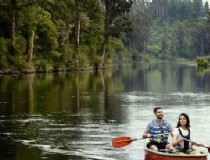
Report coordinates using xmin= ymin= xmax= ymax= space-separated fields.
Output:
xmin=142 ymin=107 xmax=175 ymax=152
xmin=172 ymin=113 xmax=204 ymax=154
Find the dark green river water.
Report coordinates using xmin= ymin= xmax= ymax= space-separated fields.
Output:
xmin=0 ymin=63 xmax=210 ymax=160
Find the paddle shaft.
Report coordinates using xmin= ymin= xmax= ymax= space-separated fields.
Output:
xmin=112 ymin=132 xmax=170 ymax=148
xmin=144 ymin=132 xmax=170 ymax=138
xmin=118 ymin=133 xmax=169 ymax=143
xmin=186 ymin=139 xmax=205 ymax=147
xmin=185 ymin=139 xmax=210 ymax=153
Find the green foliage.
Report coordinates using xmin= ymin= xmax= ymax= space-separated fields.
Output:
xmin=50 ymin=50 xmax=62 ymax=61
xmin=103 ymin=0 xmax=133 ymax=53
xmin=0 ymin=0 xmax=210 ymax=71
xmin=0 ymin=38 xmax=10 ymax=69
xmin=108 ymin=39 xmax=124 ymax=52
xmin=0 ymin=0 xmax=133 ymax=70
xmin=124 ymin=0 xmax=210 ymax=62
xmin=34 ymin=59 xmax=53 ymax=71
xmin=79 ymin=45 xmax=91 ymax=68
xmin=87 ymin=44 xmax=101 ymax=65
xmin=144 ymin=18 xmax=208 ymax=60
xmin=35 ymin=9 xmax=58 ymax=54
xmin=15 ymin=35 xmax=27 ymax=56
xmin=19 ymin=6 xmax=38 ymax=35
xmin=196 ymin=56 xmax=209 ymax=68
xmin=56 ymin=20 xmax=72 ymax=48
xmin=148 ymin=45 xmax=161 ymax=58
xmin=168 ymin=0 xmax=204 ymax=20
xmin=5 ymin=35 xmax=27 ymax=69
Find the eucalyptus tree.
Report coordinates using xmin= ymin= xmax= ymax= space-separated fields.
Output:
xmin=168 ymin=0 xmax=205 ymax=20
xmin=71 ymin=0 xmax=104 ymax=67
xmin=125 ymin=0 xmax=151 ymax=59
xmin=204 ymin=1 xmax=209 ymax=15
xmin=207 ymin=10 xmax=210 ymax=55
xmin=0 ymin=0 xmax=37 ymax=55
xmin=193 ymin=0 xmax=203 ymax=17
xmin=101 ymin=0 xmax=133 ymax=66
xmin=37 ymin=0 xmax=74 ymax=67
xmin=40 ymin=0 xmax=104 ymax=67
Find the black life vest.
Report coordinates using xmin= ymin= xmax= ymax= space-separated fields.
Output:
xmin=178 ymin=128 xmax=191 ymax=151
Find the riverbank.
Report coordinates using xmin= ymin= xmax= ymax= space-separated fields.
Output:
xmin=0 ymin=58 xmax=200 ymax=75
xmin=0 ymin=64 xmax=106 ymax=75
xmin=0 ymin=67 xmax=95 ymax=75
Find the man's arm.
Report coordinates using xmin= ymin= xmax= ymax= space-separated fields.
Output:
xmin=167 ymin=122 xmax=173 ymax=136
xmin=142 ymin=124 xmax=152 ymax=138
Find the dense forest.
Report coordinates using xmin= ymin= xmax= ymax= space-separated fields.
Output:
xmin=129 ymin=0 xmax=210 ymax=62
xmin=0 ymin=0 xmax=210 ymax=72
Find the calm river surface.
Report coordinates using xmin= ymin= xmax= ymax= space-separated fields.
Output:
xmin=0 ymin=63 xmax=210 ymax=160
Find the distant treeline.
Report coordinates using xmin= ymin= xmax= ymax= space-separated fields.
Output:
xmin=0 ymin=0 xmax=210 ymax=72
xmin=127 ymin=0 xmax=210 ymax=61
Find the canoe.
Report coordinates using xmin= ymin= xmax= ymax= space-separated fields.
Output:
xmin=144 ymin=143 xmax=208 ymax=160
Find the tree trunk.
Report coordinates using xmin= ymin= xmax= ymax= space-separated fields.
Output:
xmin=74 ymin=0 xmax=80 ymax=67
xmin=11 ymin=0 xmax=17 ymax=54
xmin=28 ymin=31 xmax=34 ymax=64
xmin=101 ymin=0 xmax=110 ymax=66
xmin=101 ymin=38 xmax=108 ymax=66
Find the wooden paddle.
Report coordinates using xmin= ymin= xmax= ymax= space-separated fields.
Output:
xmin=112 ymin=133 xmax=169 ymax=148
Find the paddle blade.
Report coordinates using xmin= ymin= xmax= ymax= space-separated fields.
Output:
xmin=112 ymin=136 xmax=134 ymax=148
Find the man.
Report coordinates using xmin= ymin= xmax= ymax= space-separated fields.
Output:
xmin=142 ymin=107 xmax=175 ymax=151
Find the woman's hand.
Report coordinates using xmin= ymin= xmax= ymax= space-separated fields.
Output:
xmin=178 ymin=137 xmax=187 ymax=143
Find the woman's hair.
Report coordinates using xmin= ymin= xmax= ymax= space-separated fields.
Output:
xmin=176 ymin=113 xmax=190 ymax=128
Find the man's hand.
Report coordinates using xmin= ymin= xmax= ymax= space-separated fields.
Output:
xmin=142 ymin=133 xmax=152 ymax=138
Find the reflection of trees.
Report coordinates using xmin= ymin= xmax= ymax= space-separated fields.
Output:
xmin=1 ymin=64 xmax=209 ymax=117
xmin=75 ymin=73 xmax=80 ymax=109
xmin=28 ymin=75 xmax=34 ymax=114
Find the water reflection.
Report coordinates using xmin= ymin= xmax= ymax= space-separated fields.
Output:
xmin=0 ymin=63 xmax=210 ymax=160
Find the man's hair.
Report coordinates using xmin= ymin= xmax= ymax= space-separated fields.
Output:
xmin=154 ymin=107 xmax=162 ymax=113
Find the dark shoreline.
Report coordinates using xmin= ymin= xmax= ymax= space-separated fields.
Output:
xmin=0 ymin=66 xmax=107 ymax=75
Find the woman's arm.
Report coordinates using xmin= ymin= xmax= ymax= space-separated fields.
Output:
xmin=172 ymin=129 xmax=186 ymax=147
xmin=172 ymin=136 xmax=186 ymax=147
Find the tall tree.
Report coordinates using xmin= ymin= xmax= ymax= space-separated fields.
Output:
xmin=101 ymin=0 xmax=132 ymax=66
xmin=193 ymin=0 xmax=203 ymax=17
xmin=8 ymin=0 xmax=36 ymax=55
xmin=207 ymin=10 xmax=210 ymax=55
xmin=74 ymin=0 xmax=81 ymax=66
xmin=126 ymin=0 xmax=151 ymax=56
xmin=10 ymin=0 xmax=17 ymax=53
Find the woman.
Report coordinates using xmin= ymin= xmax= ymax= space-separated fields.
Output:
xmin=172 ymin=113 xmax=204 ymax=154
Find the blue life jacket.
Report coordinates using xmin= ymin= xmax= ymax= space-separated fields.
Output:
xmin=150 ymin=119 xmax=169 ymax=143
